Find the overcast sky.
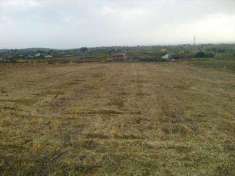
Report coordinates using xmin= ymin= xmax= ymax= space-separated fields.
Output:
xmin=0 ymin=0 xmax=235 ymax=49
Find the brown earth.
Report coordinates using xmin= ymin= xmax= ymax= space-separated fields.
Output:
xmin=0 ymin=62 xmax=234 ymax=176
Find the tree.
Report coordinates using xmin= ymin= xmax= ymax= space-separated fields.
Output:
xmin=80 ymin=47 xmax=88 ymax=53
xmin=194 ymin=51 xmax=214 ymax=58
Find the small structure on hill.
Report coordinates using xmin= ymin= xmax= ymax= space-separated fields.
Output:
xmin=44 ymin=55 xmax=53 ymax=58
xmin=35 ymin=53 xmax=41 ymax=57
xmin=161 ymin=53 xmax=172 ymax=60
xmin=111 ymin=53 xmax=128 ymax=61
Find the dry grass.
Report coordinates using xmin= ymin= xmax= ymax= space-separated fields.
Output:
xmin=0 ymin=62 xmax=234 ymax=176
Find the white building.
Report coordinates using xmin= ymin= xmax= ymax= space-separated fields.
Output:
xmin=161 ymin=54 xmax=171 ymax=60
xmin=35 ymin=53 xmax=41 ymax=57
xmin=45 ymin=55 xmax=53 ymax=58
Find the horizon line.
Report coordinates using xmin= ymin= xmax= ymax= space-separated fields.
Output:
xmin=1 ymin=42 xmax=235 ymax=50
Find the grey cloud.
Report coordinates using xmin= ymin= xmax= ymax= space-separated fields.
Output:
xmin=0 ymin=0 xmax=234 ymax=48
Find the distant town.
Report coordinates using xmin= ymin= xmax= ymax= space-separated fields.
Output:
xmin=0 ymin=44 xmax=235 ymax=63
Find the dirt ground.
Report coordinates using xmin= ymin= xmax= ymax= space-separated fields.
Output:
xmin=0 ymin=62 xmax=235 ymax=176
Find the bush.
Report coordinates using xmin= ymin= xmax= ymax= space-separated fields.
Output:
xmin=194 ymin=51 xmax=214 ymax=58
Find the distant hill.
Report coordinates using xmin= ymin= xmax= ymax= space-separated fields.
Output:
xmin=0 ymin=44 xmax=235 ymax=61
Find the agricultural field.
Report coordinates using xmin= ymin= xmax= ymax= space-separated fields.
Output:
xmin=0 ymin=60 xmax=235 ymax=176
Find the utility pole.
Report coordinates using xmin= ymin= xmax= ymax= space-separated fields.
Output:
xmin=193 ymin=36 xmax=196 ymax=46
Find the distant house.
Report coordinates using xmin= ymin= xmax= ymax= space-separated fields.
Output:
xmin=44 ymin=55 xmax=53 ymax=58
xmin=111 ymin=53 xmax=128 ymax=61
xmin=35 ymin=53 xmax=41 ymax=57
xmin=161 ymin=53 xmax=174 ymax=60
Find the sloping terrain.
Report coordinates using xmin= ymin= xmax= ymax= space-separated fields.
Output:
xmin=0 ymin=62 xmax=234 ymax=176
